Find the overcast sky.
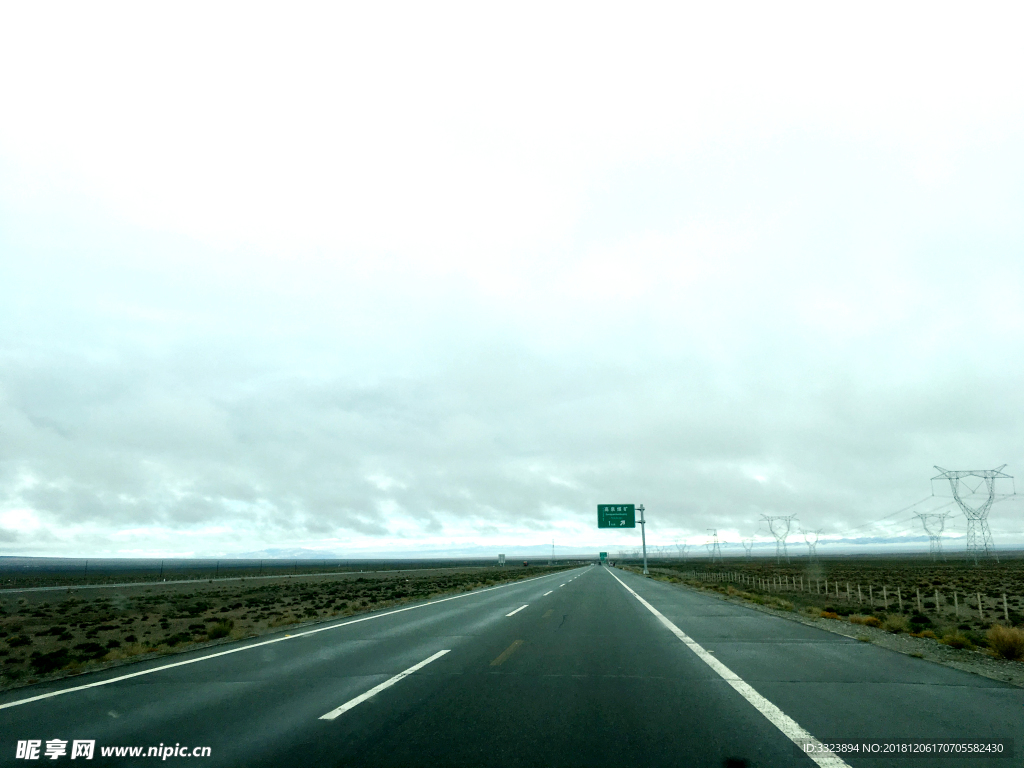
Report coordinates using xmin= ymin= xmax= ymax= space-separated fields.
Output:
xmin=1 ymin=3 xmax=1023 ymax=559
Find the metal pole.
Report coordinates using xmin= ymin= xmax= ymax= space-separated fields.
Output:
xmin=639 ymin=504 xmax=648 ymax=575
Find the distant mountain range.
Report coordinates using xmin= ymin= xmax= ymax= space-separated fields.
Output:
xmin=231 ymin=544 xmax=600 ymax=560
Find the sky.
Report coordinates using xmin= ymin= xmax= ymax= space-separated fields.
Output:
xmin=1 ymin=3 xmax=1024 ymax=559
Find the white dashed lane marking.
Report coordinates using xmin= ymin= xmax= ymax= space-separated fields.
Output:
xmin=319 ymin=650 xmax=450 ymax=721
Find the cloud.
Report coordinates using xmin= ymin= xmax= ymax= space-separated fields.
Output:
xmin=1 ymin=3 xmax=1023 ymax=556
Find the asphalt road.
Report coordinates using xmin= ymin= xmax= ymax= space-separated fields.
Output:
xmin=0 ymin=565 xmax=1021 ymax=767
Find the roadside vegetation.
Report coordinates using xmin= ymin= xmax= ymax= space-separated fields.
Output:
xmin=0 ymin=565 xmax=571 ymax=690
xmin=623 ymin=562 xmax=1024 ymax=663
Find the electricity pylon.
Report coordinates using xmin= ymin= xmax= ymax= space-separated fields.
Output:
xmin=933 ymin=465 xmax=1013 ymax=564
xmin=675 ymin=541 xmax=689 ymax=560
xmin=802 ymin=529 xmax=821 ymax=562
xmin=741 ymin=539 xmax=753 ymax=561
xmin=914 ymin=511 xmax=950 ymax=561
xmin=706 ymin=529 xmax=722 ymax=563
xmin=761 ymin=514 xmax=797 ymax=563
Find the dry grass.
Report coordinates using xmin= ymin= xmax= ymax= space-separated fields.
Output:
xmin=820 ymin=611 xmax=840 ymax=620
xmin=103 ymin=642 xmax=152 ymax=661
xmin=987 ymin=624 xmax=1024 ymax=660
xmin=940 ymin=632 xmax=974 ymax=650
xmin=849 ymin=615 xmax=883 ymax=628
xmin=881 ymin=614 xmax=910 ymax=633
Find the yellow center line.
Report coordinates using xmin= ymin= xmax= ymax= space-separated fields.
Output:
xmin=489 ymin=639 xmax=524 ymax=666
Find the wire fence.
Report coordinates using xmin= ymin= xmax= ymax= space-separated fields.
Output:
xmin=682 ymin=568 xmax=1024 ymax=625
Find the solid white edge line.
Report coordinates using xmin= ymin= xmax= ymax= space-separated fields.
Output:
xmin=319 ymin=649 xmax=450 ymax=721
xmin=505 ymin=604 xmax=529 ymax=617
xmin=604 ymin=568 xmax=851 ymax=768
xmin=0 ymin=569 xmax=579 ymax=712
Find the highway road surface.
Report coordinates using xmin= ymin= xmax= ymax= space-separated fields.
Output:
xmin=1 ymin=565 xmax=1021 ymax=767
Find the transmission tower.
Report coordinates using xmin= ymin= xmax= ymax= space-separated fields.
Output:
xmin=914 ymin=511 xmax=950 ymax=561
xmin=675 ymin=541 xmax=689 ymax=560
xmin=741 ymin=539 xmax=753 ymax=561
xmin=801 ymin=529 xmax=821 ymax=562
xmin=761 ymin=514 xmax=797 ymax=563
xmin=706 ymin=529 xmax=722 ymax=563
xmin=933 ymin=465 xmax=1013 ymax=564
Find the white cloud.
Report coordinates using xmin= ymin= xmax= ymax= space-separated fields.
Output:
xmin=1 ymin=3 xmax=1023 ymax=557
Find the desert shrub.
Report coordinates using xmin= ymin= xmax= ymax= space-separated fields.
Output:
xmin=207 ymin=620 xmax=233 ymax=639
xmin=7 ymin=635 xmax=31 ymax=647
xmin=820 ymin=611 xmax=840 ymax=620
xmin=941 ymin=632 xmax=974 ymax=650
xmin=881 ymin=614 xmax=910 ymax=633
xmin=909 ymin=612 xmax=932 ymax=627
xmin=827 ymin=605 xmax=856 ymax=617
xmin=987 ymin=625 xmax=1024 ymax=661
xmin=964 ymin=630 xmax=989 ymax=648
xmin=916 ymin=629 xmax=937 ymax=639
xmin=73 ymin=642 xmax=108 ymax=659
xmin=35 ymin=625 xmax=69 ymax=636
xmin=29 ymin=649 xmax=70 ymax=674
xmin=162 ymin=633 xmax=193 ymax=647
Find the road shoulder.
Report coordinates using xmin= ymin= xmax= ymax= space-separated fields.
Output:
xmin=623 ymin=567 xmax=1024 ymax=689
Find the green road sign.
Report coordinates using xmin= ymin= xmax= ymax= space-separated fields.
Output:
xmin=599 ymin=552 xmax=607 ymax=560
xmin=597 ymin=504 xmax=635 ymax=528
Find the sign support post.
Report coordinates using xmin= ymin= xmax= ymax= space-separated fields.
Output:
xmin=639 ymin=504 xmax=648 ymax=574
xmin=596 ymin=503 xmax=646 ymax=572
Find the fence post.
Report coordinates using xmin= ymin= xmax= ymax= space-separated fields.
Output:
xmin=935 ymin=589 xmax=939 ymax=616
xmin=869 ymin=585 xmax=873 ymax=607
xmin=883 ymin=586 xmax=888 ymax=610
xmin=858 ymin=584 xmax=862 ymax=604
xmin=977 ymin=593 xmax=984 ymax=621
xmin=916 ymin=588 xmax=921 ymax=613
xmin=897 ymin=588 xmax=902 ymax=612
xmin=954 ymin=591 xmax=959 ymax=617
xmin=1004 ymin=594 xmax=1010 ymax=623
